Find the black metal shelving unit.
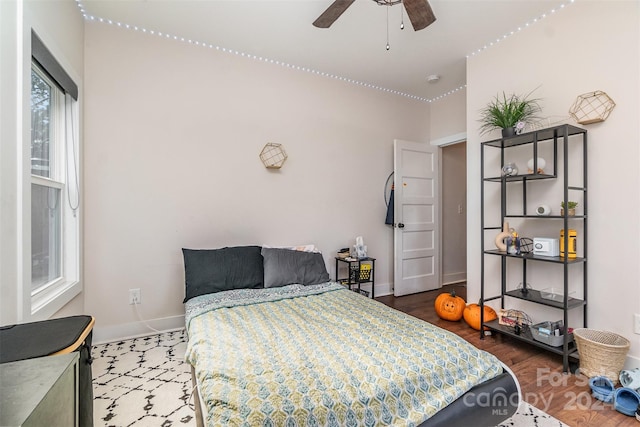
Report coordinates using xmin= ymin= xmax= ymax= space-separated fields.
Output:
xmin=480 ymin=124 xmax=588 ymax=372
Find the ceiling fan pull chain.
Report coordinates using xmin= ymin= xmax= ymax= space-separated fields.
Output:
xmin=386 ymin=4 xmax=390 ymax=50
xmin=400 ymin=0 xmax=405 ymax=30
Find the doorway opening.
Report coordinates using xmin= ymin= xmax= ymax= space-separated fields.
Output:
xmin=441 ymin=141 xmax=467 ymax=285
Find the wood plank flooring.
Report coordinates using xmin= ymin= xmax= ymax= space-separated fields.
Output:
xmin=376 ymin=284 xmax=638 ymax=427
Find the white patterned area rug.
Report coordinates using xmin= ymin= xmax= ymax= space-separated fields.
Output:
xmin=498 ymin=403 xmax=569 ymax=427
xmin=92 ymin=330 xmax=568 ymax=427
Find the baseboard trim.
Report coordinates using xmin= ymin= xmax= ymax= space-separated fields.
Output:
xmin=442 ymin=272 xmax=466 ymax=285
xmin=624 ymin=354 xmax=640 ymax=370
xmin=374 ymin=282 xmax=393 ymax=297
xmin=93 ymin=314 xmax=185 ymax=345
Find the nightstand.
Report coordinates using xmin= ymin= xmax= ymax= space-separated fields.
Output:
xmin=335 ymin=256 xmax=376 ymax=298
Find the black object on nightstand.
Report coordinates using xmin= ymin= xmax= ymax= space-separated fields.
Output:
xmin=335 ymin=257 xmax=376 ymax=298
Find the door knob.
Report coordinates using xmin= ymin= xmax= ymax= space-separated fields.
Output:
xmin=398 ymin=223 xmax=405 ymax=228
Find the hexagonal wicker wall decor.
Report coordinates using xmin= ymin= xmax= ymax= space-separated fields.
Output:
xmin=568 ymin=90 xmax=616 ymax=125
xmin=259 ymin=143 xmax=287 ymax=169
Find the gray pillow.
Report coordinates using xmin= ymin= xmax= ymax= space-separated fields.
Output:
xmin=261 ymin=247 xmax=329 ymax=288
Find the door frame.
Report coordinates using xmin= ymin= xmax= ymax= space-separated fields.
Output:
xmin=431 ymin=132 xmax=467 ymax=287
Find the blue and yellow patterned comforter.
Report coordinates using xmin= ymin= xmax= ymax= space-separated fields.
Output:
xmin=185 ymin=283 xmax=503 ymax=426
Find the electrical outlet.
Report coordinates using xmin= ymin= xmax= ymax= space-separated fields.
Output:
xmin=458 ymin=204 xmax=464 ymax=214
xmin=129 ymin=288 xmax=141 ymax=305
xmin=634 ymin=313 xmax=640 ymax=335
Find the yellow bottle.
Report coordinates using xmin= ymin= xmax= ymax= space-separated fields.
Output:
xmin=560 ymin=229 xmax=577 ymax=259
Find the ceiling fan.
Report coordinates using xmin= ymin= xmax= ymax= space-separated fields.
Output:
xmin=313 ymin=0 xmax=436 ymax=31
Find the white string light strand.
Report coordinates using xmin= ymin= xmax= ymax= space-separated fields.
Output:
xmin=74 ymin=0 xmax=570 ymax=103
xmin=75 ymin=1 xmax=431 ymax=103
xmin=466 ymin=0 xmax=574 ymax=58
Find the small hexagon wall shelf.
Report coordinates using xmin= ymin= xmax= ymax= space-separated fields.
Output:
xmin=569 ymin=90 xmax=616 ymax=125
xmin=259 ymin=143 xmax=287 ymax=169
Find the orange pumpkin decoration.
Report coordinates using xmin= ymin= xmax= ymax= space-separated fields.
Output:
xmin=434 ymin=290 xmax=466 ymax=321
xmin=463 ymin=303 xmax=498 ymax=330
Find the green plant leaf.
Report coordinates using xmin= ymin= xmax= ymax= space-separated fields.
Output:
xmin=478 ymin=89 xmax=542 ymax=135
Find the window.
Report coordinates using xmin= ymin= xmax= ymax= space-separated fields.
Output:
xmin=29 ymin=31 xmax=80 ymax=318
xmin=31 ymin=65 xmax=63 ymax=293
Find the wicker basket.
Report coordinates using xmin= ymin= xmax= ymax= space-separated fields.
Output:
xmin=573 ymin=328 xmax=630 ymax=383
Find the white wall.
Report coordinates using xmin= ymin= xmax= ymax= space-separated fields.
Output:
xmin=83 ymin=22 xmax=431 ymax=341
xmin=430 ymin=88 xmax=466 ymax=141
xmin=0 ymin=0 xmax=85 ymax=324
xmin=467 ymin=1 xmax=640 ymax=361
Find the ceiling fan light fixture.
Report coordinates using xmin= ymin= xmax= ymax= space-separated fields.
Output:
xmin=373 ymin=0 xmax=403 ymax=5
xmin=313 ymin=0 xmax=435 ymax=32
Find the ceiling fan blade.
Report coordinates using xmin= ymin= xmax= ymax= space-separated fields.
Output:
xmin=313 ymin=0 xmax=356 ymax=28
xmin=403 ymin=0 xmax=436 ymax=31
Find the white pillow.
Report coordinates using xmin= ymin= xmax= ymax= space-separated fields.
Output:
xmin=261 ymin=244 xmax=320 ymax=253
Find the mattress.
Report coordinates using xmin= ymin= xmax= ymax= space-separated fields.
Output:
xmin=185 ymin=283 xmax=516 ymax=426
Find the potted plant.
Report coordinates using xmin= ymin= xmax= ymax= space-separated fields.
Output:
xmin=560 ymin=201 xmax=578 ymax=216
xmin=479 ymin=90 xmax=542 ymax=137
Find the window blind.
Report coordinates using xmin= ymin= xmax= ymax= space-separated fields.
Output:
xmin=31 ymin=31 xmax=78 ymax=100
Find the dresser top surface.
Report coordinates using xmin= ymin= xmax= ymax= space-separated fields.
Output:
xmin=0 ymin=353 xmax=78 ymax=425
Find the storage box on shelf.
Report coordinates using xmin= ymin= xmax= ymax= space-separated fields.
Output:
xmin=530 ymin=321 xmax=574 ymax=347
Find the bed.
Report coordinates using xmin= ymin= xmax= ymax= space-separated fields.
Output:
xmin=183 ymin=246 xmax=520 ymax=427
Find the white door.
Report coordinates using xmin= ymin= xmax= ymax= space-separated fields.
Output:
xmin=393 ymin=139 xmax=440 ymax=296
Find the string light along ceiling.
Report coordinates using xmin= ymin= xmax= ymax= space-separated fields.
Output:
xmin=74 ymin=0 xmax=574 ymax=104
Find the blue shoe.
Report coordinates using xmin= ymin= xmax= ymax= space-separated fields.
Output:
xmin=613 ymin=387 xmax=640 ymax=416
xmin=589 ymin=376 xmax=615 ymax=403
xmin=620 ymin=368 xmax=640 ymax=390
